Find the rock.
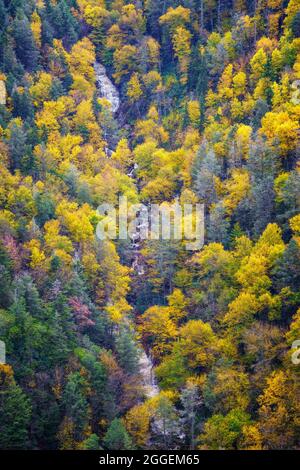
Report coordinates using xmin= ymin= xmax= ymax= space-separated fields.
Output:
xmin=0 ymin=80 xmax=6 ymax=106
xmin=138 ymin=349 xmax=159 ymax=398
xmin=0 ymin=340 xmax=6 ymax=364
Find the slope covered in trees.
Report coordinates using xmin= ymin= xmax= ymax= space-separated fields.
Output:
xmin=0 ymin=0 xmax=300 ymax=450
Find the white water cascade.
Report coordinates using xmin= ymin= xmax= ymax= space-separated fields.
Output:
xmin=138 ymin=350 xmax=160 ymax=399
xmin=94 ymin=61 xmax=159 ymax=400
xmin=94 ymin=62 xmax=120 ymax=113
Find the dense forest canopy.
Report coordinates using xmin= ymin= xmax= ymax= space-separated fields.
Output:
xmin=0 ymin=0 xmax=300 ymax=450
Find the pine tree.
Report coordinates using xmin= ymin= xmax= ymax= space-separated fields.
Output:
xmin=62 ymin=372 xmax=89 ymax=440
xmin=0 ymin=365 xmax=32 ymax=449
xmin=81 ymin=433 xmax=101 ymax=450
xmin=12 ymin=15 xmax=39 ymax=71
xmin=115 ymin=327 xmax=139 ymax=375
xmin=103 ymin=418 xmax=133 ymax=450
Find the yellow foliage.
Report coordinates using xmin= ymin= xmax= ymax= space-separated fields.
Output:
xmin=256 ymin=370 xmax=297 ymax=449
xmin=284 ymin=0 xmax=300 ymax=29
xmin=7 ymin=184 xmax=36 ymax=219
xmin=125 ymin=403 xmax=151 ymax=447
xmin=250 ymin=48 xmax=268 ymax=80
xmin=224 ymin=292 xmax=261 ymax=327
xmin=0 ymin=209 xmax=17 ymax=231
xmin=31 ymin=10 xmax=42 ymax=48
xmin=260 ymin=111 xmax=299 ymax=156
xmin=293 ymin=53 xmax=300 ymax=79
xmin=143 ymin=70 xmax=163 ymax=93
xmin=25 ymin=239 xmax=47 ymax=270
xmin=127 ymin=73 xmax=143 ymax=103
xmin=139 ymin=305 xmax=178 ymax=360
xmin=72 ymin=99 xmax=94 ymax=129
xmin=274 ymin=172 xmax=290 ymax=202
xmin=172 ymin=26 xmax=192 ymax=84
xmin=290 ymin=214 xmax=300 ymax=233
xmin=0 ymin=364 xmax=14 ymax=384
xmin=179 ymin=320 xmax=219 ymax=369
xmin=187 ymin=100 xmax=200 ymax=125
xmin=253 ymin=77 xmax=271 ymax=100
xmin=269 ymin=13 xmax=281 ymax=38
xmin=233 ymin=71 xmax=247 ymax=96
xmin=44 ymin=219 xmax=74 ymax=254
xmin=36 ymin=97 xmax=69 ymax=133
xmin=271 ymin=48 xmax=283 ymax=73
xmin=230 ymin=97 xmax=244 ymax=120
xmin=56 ymin=200 xmax=95 ymax=243
xmin=97 ymin=240 xmax=131 ymax=305
xmin=135 ymin=116 xmax=169 ymax=145
xmin=111 ymin=138 xmax=132 ymax=170
xmin=286 ymin=308 xmax=300 ymax=346
xmin=290 ymin=214 xmax=300 ymax=245
xmin=223 ymin=169 xmax=250 ymax=213
xmin=241 ymin=424 xmax=263 ymax=449
xmin=235 ymin=224 xmax=284 ymax=296
xmin=254 ymin=223 xmax=285 ymax=262
xmin=146 ymin=37 xmax=160 ymax=66
xmin=67 ymin=37 xmax=96 ymax=84
xmin=113 ymin=45 xmax=138 ymax=83
xmin=235 ymin=125 xmax=252 ymax=158
xmin=81 ymin=251 xmax=100 ymax=283
xmin=82 ymin=5 xmax=109 ymax=28
xmin=106 ymin=298 xmax=133 ymax=324
xmin=106 ymin=24 xmax=124 ymax=50
xmin=218 ymin=64 xmax=233 ymax=99
xmin=47 ymin=133 xmax=83 ymax=166
xmin=120 ymin=4 xmax=145 ymax=34
xmin=30 ymin=72 xmax=53 ymax=107
xmin=140 ymin=173 xmax=176 ymax=202
xmin=167 ymin=288 xmax=187 ymax=323
xmin=208 ymin=366 xmax=250 ymax=412
xmin=256 ymin=36 xmax=277 ymax=53
xmin=159 ymin=6 xmax=191 ymax=29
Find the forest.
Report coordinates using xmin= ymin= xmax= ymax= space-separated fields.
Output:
xmin=0 ymin=0 xmax=300 ymax=451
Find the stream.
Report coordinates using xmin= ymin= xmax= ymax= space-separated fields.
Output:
xmin=94 ymin=61 xmax=159 ymax=400
xmin=94 ymin=62 xmax=120 ymax=113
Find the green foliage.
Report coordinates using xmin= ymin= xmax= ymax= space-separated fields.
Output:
xmin=103 ymin=418 xmax=133 ymax=450
xmin=0 ymin=365 xmax=31 ymax=449
xmin=81 ymin=433 xmax=100 ymax=450
xmin=199 ymin=408 xmax=251 ymax=450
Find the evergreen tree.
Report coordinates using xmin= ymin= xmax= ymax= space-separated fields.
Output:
xmin=7 ymin=120 xmax=29 ymax=172
xmin=115 ymin=327 xmax=139 ymax=375
xmin=0 ymin=242 xmax=12 ymax=308
xmin=12 ymin=88 xmax=34 ymax=122
xmin=81 ymin=433 xmax=101 ymax=450
xmin=103 ymin=418 xmax=133 ymax=450
xmin=207 ymin=202 xmax=230 ymax=246
xmin=12 ymin=15 xmax=39 ymax=71
xmin=62 ymin=372 xmax=89 ymax=441
xmin=272 ymin=240 xmax=300 ymax=293
xmin=193 ymin=144 xmax=222 ymax=206
xmin=0 ymin=364 xmax=31 ymax=449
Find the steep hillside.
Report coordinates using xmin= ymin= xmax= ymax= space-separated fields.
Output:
xmin=0 ymin=0 xmax=300 ymax=450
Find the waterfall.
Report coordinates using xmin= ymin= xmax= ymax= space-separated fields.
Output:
xmin=94 ymin=62 xmax=159 ymax=399
xmin=138 ymin=350 xmax=159 ymax=399
xmin=94 ymin=62 xmax=120 ymax=114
